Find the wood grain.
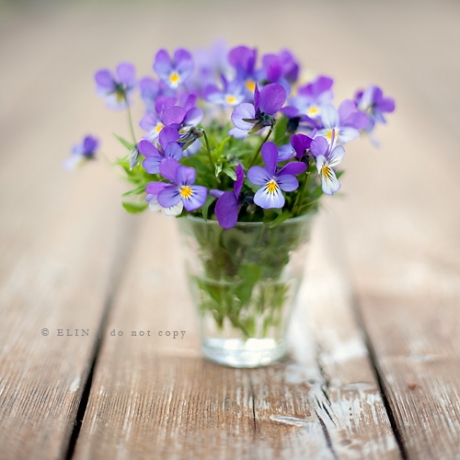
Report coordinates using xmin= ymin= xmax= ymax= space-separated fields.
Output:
xmin=72 ymin=212 xmax=399 ymax=459
xmin=0 ymin=13 xmax=135 ymax=460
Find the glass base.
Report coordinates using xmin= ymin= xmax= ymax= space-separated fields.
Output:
xmin=202 ymin=337 xmax=287 ymax=368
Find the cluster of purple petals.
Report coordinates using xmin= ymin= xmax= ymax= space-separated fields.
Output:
xmin=88 ymin=43 xmax=395 ymax=227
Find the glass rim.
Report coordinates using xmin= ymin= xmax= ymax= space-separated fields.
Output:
xmin=182 ymin=211 xmax=317 ymax=227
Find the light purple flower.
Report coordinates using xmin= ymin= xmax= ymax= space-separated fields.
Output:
xmin=139 ymin=127 xmax=181 ymax=174
xmin=355 ymin=85 xmax=395 ymax=131
xmin=248 ymin=142 xmax=306 ymax=209
xmin=282 ymin=76 xmax=334 ymax=128
xmin=228 ymin=46 xmax=262 ymax=97
xmin=65 ymin=135 xmax=99 ymax=170
xmin=153 ymin=49 xmax=194 ymax=89
xmin=316 ymin=100 xmax=369 ymax=144
xmin=139 ymin=77 xmax=175 ymax=112
xmin=139 ymin=96 xmax=175 ymax=141
xmin=310 ymin=135 xmax=345 ymax=195
xmin=204 ymin=75 xmax=245 ymax=107
xmin=210 ymin=164 xmax=244 ymax=229
xmin=154 ymin=158 xmax=207 ymax=212
xmin=94 ymin=63 xmax=136 ymax=110
xmin=229 ymin=83 xmax=286 ymax=138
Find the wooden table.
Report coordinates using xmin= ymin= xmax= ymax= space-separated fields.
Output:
xmin=1 ymin=1 xmax=459 ymax=458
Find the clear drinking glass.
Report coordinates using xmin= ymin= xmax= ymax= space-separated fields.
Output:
xmin=177 ymin=213 xmax=315 ymax=368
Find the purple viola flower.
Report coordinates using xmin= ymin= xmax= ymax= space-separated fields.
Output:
xmin=145 ymin=182 xmax=183 ymax=216
xmin=310 ymin=134 xmax=345 ymax=195
xmin=248 ymin=142 xmax=306 ymax=209
xmin=204 ymin=75 xmax=245 ymax=107
xmin=154 ymin=158 xmax=207 ymax=212
xmin=140 ymin=96 xmax=176 ymax=141
xmin=282 ymin=76 xmax=334 ymax=128
xmin=355 ymin=85 xmax=395 ymax=131
xmin=190 ymin=40 xmax=232 ymax=92
xmin=139 ymin=77 xmax=175 ymax=112
xmin=153 ymin=49 xmax=194 ymax=89
xmin=210 ymin=164 xmax=244 ymax=229
xmin=139 ymin=127 xmax=182 ymax=174
xmin=316 ymin=100 xmax=369 ymax=144
xmin=228 ymin=46 xmax=262 ymax=96
xmin=261 ymin=50 xmax=299 ymax=94
xmin=278 ymin=133 xmax=313 ymax=161
xmin=229 ymin=83 xmax=286 ymax=138
xmin=64 ymin=135 xmax=99 ymax=170
xmin=94 ymin=63 xmax=136 ymax=110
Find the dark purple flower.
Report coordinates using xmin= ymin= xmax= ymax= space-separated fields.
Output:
xmin=210 ymin=164 xmax=244 ymax=229
xmin=153 ymin=49 xmax=194 ymax=89
xmin=229 ymin=83 xmax=286 ymax=138
xmin=65 ymin=135 xmax=99 ymax=170
xmin=355 ymin=85 xmax=395 ymax=131
xmin=316 ymin=100 xmax=369 ymax=144
xmin=139 ymin=127 xmax=181 ymax=174
xmin=278 ymin=133 xmax=313 ymax=161
xmin=261 ymin=50 xmax=299 ymax=93
xmin=247 ymin=142 xmax=306 ymax=209
xmin=94 ymin=63 xmax=136 ymax=110
xmin=154 ymin=158 xmax=207 ymax=212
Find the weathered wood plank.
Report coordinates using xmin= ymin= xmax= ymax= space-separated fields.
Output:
xmin=73 ymin=211 xmax=399 ymax=459
xmin=326 ymin=2 xmax=460 ymax=457
xmin=0 ymin=13 xmax=136 ymax=459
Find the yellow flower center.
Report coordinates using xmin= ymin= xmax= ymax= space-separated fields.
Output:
xmin=155 ymin=123 xmax=164 ymax=133
xmin=226 ymin=95 xmax=237 ymax=104
xmin=326 ymin=129 xmax=336 ymax=140
xmin=321 ymin=165 xmax=333 ymax=180
xmin=115 ymin=89 xmax=125 ymax=103
xmin=180 ymin=185 xmax=193 ymax=199
xmin=245 ymin=80 xmax=256 ymax=92
xmin=169 ymin=71 xmax=180 ymax=85
xmin=307 ymin=105 xmax=319 ymax=117
xmin=266 ymin=180 xmax=278 ymax=194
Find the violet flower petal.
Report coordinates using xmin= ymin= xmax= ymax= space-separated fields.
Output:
xmin=276 ymin=174 xmax=299 ymax=192
xmin=157 ymin=185 xmax=181 ymax=208
xmin=183 ymin=185 xmax=207 ymax=212
xmin=176 ymin=165 xmax=196 ymax=186
xmin=310 ymin=136 xmax=328 ymax=157
xmin=247 ymin=166 xmax=272 ymax=186
xmin=261 ymin=142 xmax=278 ymax=176
xmin=159 ymin=157 xmax=180 ymax=182
xmin=234 ymin=164 xmax=244 ymax=198
xmin=258 ymin=83 xmax=286 ymax=115
xmin=215 ymin=192 xmax=239 ymax=229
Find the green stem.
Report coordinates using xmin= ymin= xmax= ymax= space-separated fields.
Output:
xmin=202 ymin=130 xmax=217 ymax=184
xmin=124 ymin=95 xmax=136 ymax=145
xmin=249 ymin=126 xmax=273 ymax=167
xmin=293 ymin=172 xmax=309 ymax=216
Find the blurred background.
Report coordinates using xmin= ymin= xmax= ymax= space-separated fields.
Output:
xmin=1 ymin=0 xmax=459 ymax=301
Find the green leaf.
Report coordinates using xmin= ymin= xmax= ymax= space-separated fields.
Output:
xmin=114 ymin=133 xmax=135 ymax=151
xmin=215 ymin=162 xmax=223 ymax=177
xmin=122 ymin=201 xmax=148 ymax=214
xmin=121 ymin=184 xmax=147 ymax=197
xmin=222 ymin=166 xmax=237 ymax=181
xmin=201 ymin=195 xmax=216 ymax=220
